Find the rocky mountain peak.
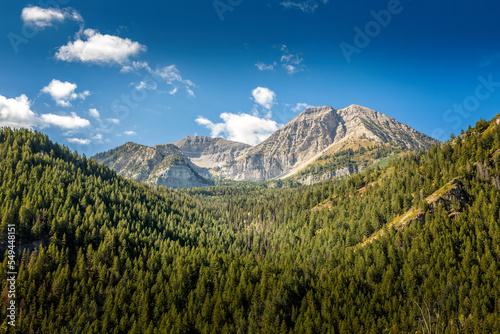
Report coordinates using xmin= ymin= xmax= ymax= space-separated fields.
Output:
xmin=222 ymin=105 xmax=439 ymax=181
xmin=299 ymin=106 xmax=335 ymax=115
xmin=339 ymin=104 xmax=387 ymax=121
xmin=94 ymin=104 xmax=440 ymax=185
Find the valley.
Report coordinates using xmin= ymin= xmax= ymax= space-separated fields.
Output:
xmin=0 ymin=115 xmax=499 ymax=332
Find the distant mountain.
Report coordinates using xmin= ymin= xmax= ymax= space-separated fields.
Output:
xmin=92 ymin=142 xmax=212 ymax=188
xmin=173 ymin=136 xmax=251 ymax=169
xmin=2 ymin=115 xmax=499 ymax=333
xmin=93 ymin=105 xmax=439 ymax=187
xmin=222 ymin=105 xmax=438 ymax=181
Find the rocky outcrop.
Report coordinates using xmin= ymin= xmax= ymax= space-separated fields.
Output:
xmin=151 ymin=164 xmax=210 ymax=189
xmin=426 ymin=178 xmax=467 ymax=210
xmin=173 ymin=136 xmax=250 ymax=168
xmin=92 ymin=142 xmax=212 ymax=189
xmin=357 ymin=179 xmax=467 ymax=249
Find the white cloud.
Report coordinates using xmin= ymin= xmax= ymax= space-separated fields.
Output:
xmin=107 ymin=118 xmax=120 ymax=124
xmin=40 ymin=112 xmax=90 ymax=129
xmin=256 ymin=45 xmax=305 ymax=75
xmin=120 ymin=61 xmax=149 ymax=73
xmin=41 ymin=79 xmax=90 ymax=107
xmin=55 ymin=29 xmax=146 ymax=65
xmin=151 ymin=64 xmax=195 ymax=97
xmin=135 ymin=79 xmax=157 ymax=91
xmin=280 ymin=45 xmax=305 ymax=74
xmin=124 ymin=61 xmax=195 ymax=97
xmin=89 ymin=108 xmax=100 ymax=119
xmin=281 ymin=0 xmax=329 ymax=13
xmin=0 ymin=93 xmax=93 ymax=134
xmin=252 ymin=87 xmax=276 ymax=110
xmin=21 ymin=6 xmax=82 ymax=29
xmin=255 ymin=61 xmax=276 ymax=71
xmin=67 ymin=138 xmax=91 ymax=145
xmin=124 ymin=131 xmax=136 ymax=136
xmin=92 ymin=134 xmax=103 ymax=140
xmin=0 ymin=94 xmax=39 ymax=129
xmin=196 ymin=113 xmax=279 ymax=146
xmin=292 ymin=102 xmax=314 ymax=113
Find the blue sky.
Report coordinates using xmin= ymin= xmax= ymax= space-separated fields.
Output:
xmin=1 ymin=0 xmax=500 ymax=155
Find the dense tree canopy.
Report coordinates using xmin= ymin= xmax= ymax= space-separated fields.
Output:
xmin=0 ymin=116 xmax=499 ymax=333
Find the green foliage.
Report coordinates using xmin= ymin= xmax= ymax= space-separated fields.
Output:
xmin=0 ymin=117 xmax=499 ymax=333
xmin=294 ymin=142 xmax=403 ymax=181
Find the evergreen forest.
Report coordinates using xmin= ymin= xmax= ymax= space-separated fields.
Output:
xmin=1 ymin=115 xmax=500 ymax=333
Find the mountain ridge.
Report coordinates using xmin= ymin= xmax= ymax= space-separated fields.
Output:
xmin=221 ymin=104 xmax=438 ymax=181
xmin=173 ymin=136 xmax=251 ymax=169
xmin=1 ymin=114 xmax=499 ymax=332
xmin=93 ymin=141 xmax=212 ymax=188
xmin=93 ymin=104 xmax=439 ymax=187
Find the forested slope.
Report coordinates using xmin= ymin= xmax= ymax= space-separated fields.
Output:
xmin=0 ymin=116 xmax=499 ymax=333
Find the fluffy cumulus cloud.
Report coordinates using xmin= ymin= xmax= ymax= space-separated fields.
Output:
xmin=123 ymin=61 xmax=195 ymax=97
xmin=0 ymin=94 xmax=39 ymax=129
xmin=41 ymin=79 xmax=90 ymax=107
xmin=280 ymin=0 xmax=329 ymax=13
xmin=252 ymin=87 xmax=276 ymax=110
xmin=124 ymin=130 xmax=136 ymax=136
xmin=55 ymin=29 xmax=146 ymax=65
xmin=40 ymin=112 xmax=90 ymax=129
xmin=0 ymin=92 xmax=94 ymax=148
xmin=0 ymin=93 xmax=92 ymax=131
xmin=88 ymin=108 xmax=100 ymax=119
xmin=196 ymin=113 xmax=279 ymax=146
xmin=21 ymin=6 xmax=82 ymax=29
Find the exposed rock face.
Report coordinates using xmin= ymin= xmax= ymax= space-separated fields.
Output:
xmin=93 ymin=104 xmax=439 ymax=186
xmin=222 ymin=106 xmax=343 ymax=181
xmin=401 ymin=179 xmax=467 ymax=230
xmin=358 ymin=179 xmax=466 ymax=249
xmin=174 ymin=136 xmax=251 ymax=168
xmin=92 ymin=142 xmax=211 ymax=189
xmin=152 ymin=164 xmax=210 ymax=189
xmin=427 ymin=178 xmax=467 ymax=210
xmin=222 ymin=105 xmax=438 ymax=181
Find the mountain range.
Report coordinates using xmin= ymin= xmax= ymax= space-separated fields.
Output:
xmin=1 ymin=112 xmax=499 ymax=333
xmin=93 ymin=104 xmax=439 ymax=188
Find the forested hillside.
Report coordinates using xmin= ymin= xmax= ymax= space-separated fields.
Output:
xmin=1 ymin=115 xmax=499 ymax=333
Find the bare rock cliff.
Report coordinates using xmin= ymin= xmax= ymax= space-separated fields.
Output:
xmin=222 ymin=105 xmax=437 ymax=181
xmin=92 ymin=142 xmax=211 ymax=188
